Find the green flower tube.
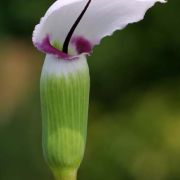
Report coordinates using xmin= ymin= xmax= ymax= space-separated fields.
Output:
xmin=40 ymin=55 xmax=90 ymax=180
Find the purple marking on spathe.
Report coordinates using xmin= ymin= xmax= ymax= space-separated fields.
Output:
xmin=71 ymin=36 xmax=92 ymax=54
xmin=35 ymin=35 xmax=74 ymax=60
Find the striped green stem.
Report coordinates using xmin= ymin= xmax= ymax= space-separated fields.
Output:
xmin=40 ymin=55 xmax=90 ymax=180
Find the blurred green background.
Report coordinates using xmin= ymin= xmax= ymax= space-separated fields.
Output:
xmin=0 ymin=0 xmax=180 ymax=180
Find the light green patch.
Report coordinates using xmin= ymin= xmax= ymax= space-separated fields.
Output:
xmin=52 ymin=40 xmax=75 ymax=55
xmin=53 ymin=40 xmax=62 ymax=50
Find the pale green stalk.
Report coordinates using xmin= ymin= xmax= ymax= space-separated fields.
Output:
xmin=40 ymin=55 xmax=90 ymax=180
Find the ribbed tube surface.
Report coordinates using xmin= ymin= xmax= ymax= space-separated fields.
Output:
xmin=40 ymin=55 xmax=90 ymax=179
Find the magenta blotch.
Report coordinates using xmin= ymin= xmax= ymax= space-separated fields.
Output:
xmin=34 ymin=35 xmax=92 ymax=60
xmin=71 ymin=36 xmax=92 ymax=54
xmin=35 ymin=35 xmax=71 ymax=59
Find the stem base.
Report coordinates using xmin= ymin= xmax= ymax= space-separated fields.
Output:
xmin=52 ymin=168 xmax=77 ymax=180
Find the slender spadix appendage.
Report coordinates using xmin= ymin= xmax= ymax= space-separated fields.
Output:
xmin=40 ymin=55 xmax=90 ymax=180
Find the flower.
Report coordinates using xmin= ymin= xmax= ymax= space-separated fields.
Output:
xmin=32 ymin=1 xmax=166 ymax=180
xmin=33 ymin=0 xmax=166 ymax=60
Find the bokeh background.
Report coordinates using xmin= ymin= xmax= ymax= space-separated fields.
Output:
xmin=0 ymin=0 xmax=179 ymax=180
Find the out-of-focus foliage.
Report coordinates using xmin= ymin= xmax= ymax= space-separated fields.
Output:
xmin=0 ymin=0 xmax=180 ymax=180
xmin=0 ymin=0 xmax=52 ymax=37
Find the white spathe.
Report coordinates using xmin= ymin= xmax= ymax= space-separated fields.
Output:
xmin=33 ymin=0 xmax=166 ymax=55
